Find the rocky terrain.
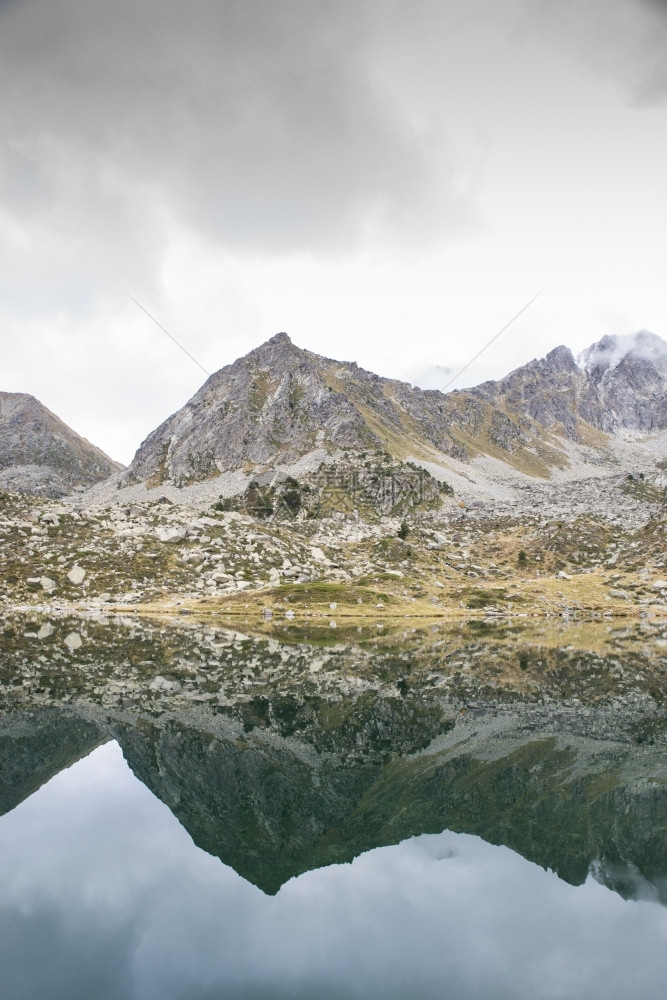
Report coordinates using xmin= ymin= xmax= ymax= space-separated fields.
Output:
xmin=0 ymin=391 xmax=122 ymax=498
xmin=0 ymin=458 xmax=665 ymax=620
xmin=472 ymin=330 xmax=667 ymax=441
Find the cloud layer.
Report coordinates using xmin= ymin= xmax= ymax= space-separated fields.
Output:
xmin=0 ymin=0 xmax=470 ymax=289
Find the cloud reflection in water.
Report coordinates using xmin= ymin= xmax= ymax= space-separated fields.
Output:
xmin=0 ymin=741 xmax=665 ymax=1000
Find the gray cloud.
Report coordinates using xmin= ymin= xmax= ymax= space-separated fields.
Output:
xmin=519 ymin=0 xmax=667 ymax=106
xmin=0 ymin=0 xmax=468 ymax=276
xmin=2 ymin=0 xmax=663 ymax=315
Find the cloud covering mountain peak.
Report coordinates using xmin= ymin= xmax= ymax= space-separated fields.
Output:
xmin=577 ymin=331 xmax=667 ymax=374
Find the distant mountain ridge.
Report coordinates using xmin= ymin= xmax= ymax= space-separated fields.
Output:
xmin=471 ymin=331 xmax=667 ymax=441
xmin=0 ymin=392 xmax=122 ymax=498
xmin=120 ymin=329 xmax=667 ymax=491
xmin=3 ymin=330 xmax=665 ymax=499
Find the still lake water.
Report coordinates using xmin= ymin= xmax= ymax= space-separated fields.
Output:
xmin=1 ymin=616 xmax=666 ymax=998
xmin=1 ymin=739 xmax=666 ymax=1000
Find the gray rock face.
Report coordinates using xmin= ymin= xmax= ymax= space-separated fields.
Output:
xmin=0 ymin=392 xmax=122 ymax=497
xmin=578 ymin=331 xmax=667 ymax=436
xmin=473 ymin=331 xmax=667 ymax=441
xmin=121 ymin=332 xmax=473 ymax=487
xmin=120 ymin=329 xmax=667 ymax=490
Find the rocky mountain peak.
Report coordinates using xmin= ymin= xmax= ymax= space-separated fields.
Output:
xmin=267 ymin=331 xmax=291 ymax=346
xmin=121 ymin=332 xmax=482 ymax=489
xmin=0 ymin=391 xmax=122 ymax=498
xmin=122 ymin=333 xmax=378 ymax=487
xmin=245 ymin=330 xmax=295 ymax=361
xmin=577 ymin=330 xmax=667 ymax=376
xmin=544 ymin=344 xmax=578 ymax=373
xmin=467 ymin=330 xmax=667 ymax=443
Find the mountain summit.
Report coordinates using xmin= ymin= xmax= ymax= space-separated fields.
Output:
xmin=120 ymin=329 xmax=667 ymax=492
xmin=473 ymin=329 xmax=667 ymax=440
xmin=122 ymin=332 xmax=468 ymax=487
xmin=0 ymin=392 xmax=122 ymax=498
xmin=577 ymin=330 xmax=667 ymax=375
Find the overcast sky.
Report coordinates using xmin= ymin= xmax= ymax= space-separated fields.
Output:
xmin=2 ymin=0 xmax=667 ymax=464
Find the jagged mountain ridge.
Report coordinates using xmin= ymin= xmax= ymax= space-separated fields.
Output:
xmin=0 ymin=392 xmax=122 ymax=498
xmin=121 ymin=329 xmax=667 ymax=491
xmin=122 ymin=331 xmax=463 ymax=487
xmin=4 ymin=331 xmax=665 ymax=499
xmin=121 ymin=332 xmax=580 ymax=488
xmin=471 ymin=330 xmax=667 ymax=441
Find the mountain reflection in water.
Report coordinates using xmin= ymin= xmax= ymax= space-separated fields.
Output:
xmin=0 ymin=614 xmax=665 ymax=998
xmin=1 ymin=741 xmax=667 ymax=1000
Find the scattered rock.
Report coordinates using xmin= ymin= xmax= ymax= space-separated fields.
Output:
xmin=149 ymin=675 xmax=181 ymax=692
xmin=155 ymin=525 xmax=187 ymax=543
xmin=67 ymin=565 xmax=86 ymax=585
xmin=64 ymin=632 xmax=82 ymax=651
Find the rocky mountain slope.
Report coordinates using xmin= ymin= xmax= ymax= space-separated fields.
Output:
xmin=119 ymin=332 xmax=572 ymax=491
xmin=0 ymin=392 xmax=122 ymax=498
xmin=471 ymin=330 xmax=667 ymax=441
xmin=117 ymin=330 xmax=667 ymax=499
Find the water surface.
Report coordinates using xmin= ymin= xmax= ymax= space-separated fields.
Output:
xmin=0 ymin=614 xmax=665 ymax=998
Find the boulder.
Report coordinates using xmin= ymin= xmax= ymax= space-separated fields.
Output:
xmin=155 ymin=525 xmax=187 ymax=543
xmin=67 ymin=565 xmax=86 ymax=585
xmin=64 ymin=632 xmax=82 ymax=652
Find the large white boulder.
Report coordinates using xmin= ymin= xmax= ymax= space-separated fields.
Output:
xmin=67 ymin=565 xmax=86 ymax=585
xmin=155 ymin=525 xmax=187 ymax=543
xmin=64 ymin=632 xmax=82 ymax=652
